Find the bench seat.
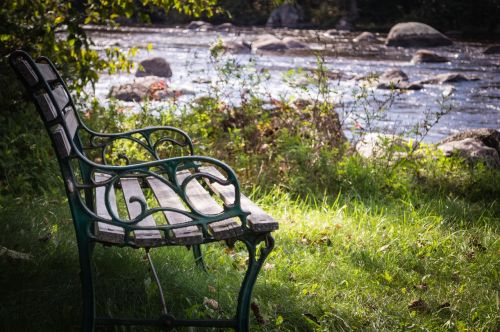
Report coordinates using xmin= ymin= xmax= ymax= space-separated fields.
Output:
xmin=94 ymin=167 xmax=278 ymax=247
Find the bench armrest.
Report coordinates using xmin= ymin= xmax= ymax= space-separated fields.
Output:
xmin=74 ymin=155 xmax=248 ymax=238
xmin=82 ymin=125 xmax=195 ymax=164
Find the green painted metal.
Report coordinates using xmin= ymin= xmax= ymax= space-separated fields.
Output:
xmin=9 ymin=50 xmax=276 ymax=331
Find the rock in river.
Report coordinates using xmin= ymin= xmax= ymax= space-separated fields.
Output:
xmin=186 ymin=20 xmax=213 ymax=31
xmin=377 ymin=69 xmax=423 ymax=90
xmin=419 ymin=73 xmax=478 ymax=85
xmin=136 ymin=57 xmax=172 ymax=78
xmin=282 ymin=37 xmax=309 ymax=49
xmin=353 ymin=32 xmax=378 ymax=43
xmin=251 ymin=35 xmax=286 ymax=52
xmin=110 ymin=76 xmax=167 ymax=101
xmin=213 ymin=39 xmax=251 ymax=54
xmin=411 ymin=49 xmax=449 ymax=64
xmin=386 ymin=22 xmax=452 ymax=47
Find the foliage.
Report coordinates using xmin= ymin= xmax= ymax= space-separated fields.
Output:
xmin=0 ymin=0 xmax=220 ymax=196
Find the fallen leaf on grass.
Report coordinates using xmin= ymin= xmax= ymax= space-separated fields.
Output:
xmin=263 ymin=263 xmax=275 ymax=270
xmin=408 ymin=299 xmax=428 ymax=312
xmin=466 ymin=250 xmax=475 ymax=260
xmin=208 ymin=285 xmax=217 ymax=293
xmin=0 ymin=246 xmax=32 ymax=260
xmin=378 ymin=244 xmax=391 ymax=252
xmin=203 ymin=297 xmax=219 ymax=310
xmin=414 ymin=283 xmax=428 ymax=291
xmin=251 ymin=302 xmax=266 ymax=325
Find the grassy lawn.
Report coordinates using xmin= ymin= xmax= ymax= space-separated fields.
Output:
xmin=1 ymin=169 xmax=498 ymax=331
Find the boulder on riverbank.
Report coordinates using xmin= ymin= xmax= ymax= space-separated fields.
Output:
xmin=411 ymin=49 xmax=449 ymax=64
xmin=136 ymin=58 xmax=172 ymax=78
xmin=356 ymin=133 xmax=413 ymax=159
xmin=386 ymin=22 xmax=452 ymax=47
xmin=266 ymin=3 xmax=304 ymax=28
xmin=110 ymin=76 xmax=194 ymax=102
xmin=438 ymin=129 xmax=500 ymax=168
xmin=419 ymin=73 xmax=479 ymax=85
xmin=377 ymin=69 xmax=423 ymax=90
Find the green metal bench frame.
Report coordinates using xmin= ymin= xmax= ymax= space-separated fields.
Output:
xmin=9 ymin=50 xmax=278 ymax=331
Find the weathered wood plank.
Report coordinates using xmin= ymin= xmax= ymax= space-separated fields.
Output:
xmin=34 ymin=84 xmax=69 ymax=121
xmin=94 ymin=173 xmax=124 ymax=244
xmin=147 ymin=177 xmax=203 ymax=245
xmin=176 ymin=171 xmax=243 ymax=240
xmin=64 ymin=109 xmax=79 ymax=139
xmin=11 ymin=58 xmax=58 ymax=87
xmin=34 ymin=91 xmax=57 ymax=121
xmin=121 ymin=178 xmax=163 ymax=246
xmin=199 ymin=166 xmax=278 ymax=232
xmin=14 ymin=58 xmax=38 ymax=86
xmin=50 ymin=124 xmax=71 ymax=158
xmin=36 ymin=62 xmax=58 ymax=82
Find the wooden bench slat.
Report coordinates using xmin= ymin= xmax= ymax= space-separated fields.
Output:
xmin=50 ymin=124 xmax=72 ymax=158
xmin=120 ymin=178 xmax=163 ymax=247
xmin=36 ymin=62 xmax=58 ymax=82
xmin=13 ymin=58 xmax=38 ymax=86
xmin=34 ymin=84 xmax=69 ymax=121
xmin=94 ymin=173 xmax=124 ymax=244
xmin=199 ymin=167 xmax=278 ymax=232
xmin=176 ymin=171 xmax=243 ymax=240
xmin=64 ymin=109 xmax=79 ymax=139
xmin=146 ymin=177 xmax=203 ymax=245
xmin=12 ymin=58 xmax=58 ymax=87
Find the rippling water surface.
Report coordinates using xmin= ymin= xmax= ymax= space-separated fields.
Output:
xmin=89 ymin=26 xmax=500 ymax=142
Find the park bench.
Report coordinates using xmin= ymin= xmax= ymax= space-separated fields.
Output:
xmin=9 ymin=50 xmax=278 ymax=331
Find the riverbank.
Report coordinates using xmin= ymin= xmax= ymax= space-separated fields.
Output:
xmin=86 ymin=24 xmax=500 ymax=142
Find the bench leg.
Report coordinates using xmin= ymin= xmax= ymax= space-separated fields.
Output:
xmin=77 ymin=240 xmax=96 ymax=332
xmin=236 ymin=234 xmax=275 ymax=332
xmin=192 ymin=244 xmax=206 ymax=271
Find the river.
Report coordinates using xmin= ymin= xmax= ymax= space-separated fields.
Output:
xmin=88 ymin=25 xmax=500 ymax=142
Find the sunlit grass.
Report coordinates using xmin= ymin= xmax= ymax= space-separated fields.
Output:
xmin=1 ymin=179 xmax=498 ymax=331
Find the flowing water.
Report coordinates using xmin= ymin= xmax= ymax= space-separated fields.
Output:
xmin=89 ymin=25 xmax=500 ymax=142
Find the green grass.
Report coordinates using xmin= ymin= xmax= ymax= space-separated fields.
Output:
xmin=1 ymin=172 xmax=498 ymax=331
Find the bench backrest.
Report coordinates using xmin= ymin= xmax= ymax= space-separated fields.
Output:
xmin=9 ymin=50 xmax=83 ymax=161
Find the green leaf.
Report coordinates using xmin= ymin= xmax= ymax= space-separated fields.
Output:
xmin=54 ymin=16 xmax=64 ymax=25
